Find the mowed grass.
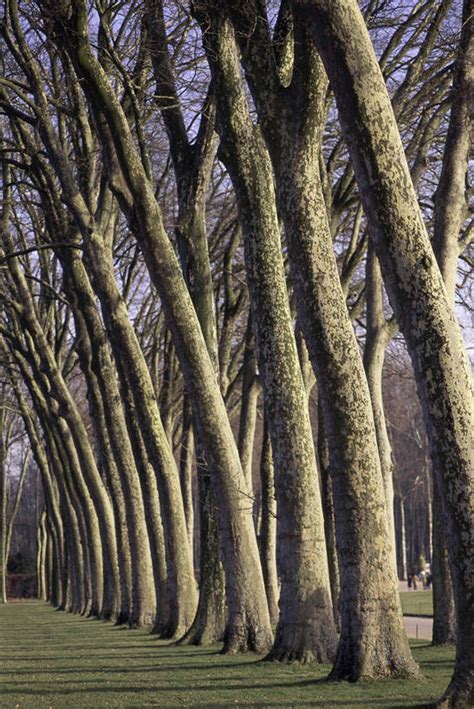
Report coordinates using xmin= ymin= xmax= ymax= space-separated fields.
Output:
xmin=400 ymin=591 xmax=433 ymax=617
xmin=0 ymin=601 xmax=453 ymax=708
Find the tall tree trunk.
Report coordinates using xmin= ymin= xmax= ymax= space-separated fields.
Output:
xmin=395 ymin=496 xmax=407 ymax=581
xmin=259 ymin=418 xmax=279 ymax=627
xmin=222 ymin=2 xmax=414 ymax=678
xmin=363 ymin=244 xmax=397 ymax=568
xmin=62 ymin=249 xmax=157 ymax=628
xmin=237 ymin=317 xmax=259 ymax=492
xmin=179 ymin=459 xmax=226 ymax=646
xmin=35 ymin=1 xmax=274 ymax=653
xmin=299 ymin=1 xmax=473 ymax=701
xmin=144 ymin=3 xmax=226 ymax=644
xmin=317 ymin=405 xmax=340 ymax=630
xmin=80 ymin=228 xmax=195 ymax=638
xmin=432 ymin=474 xmax=456 ymax=645
xmin=37 ymin=512 xmax=47 ymax=601
xmin=11 ymin=344 xmax=99 ymax=617
xmin=197 ymin=6 xmax=337 ymax=662
xmin=429 ymin=0 xmax=472 ymax=653
xmin=179 ymin=399 xmax=194 ymax=553
xmin=69 ymin=307 xmax=134 ymax=625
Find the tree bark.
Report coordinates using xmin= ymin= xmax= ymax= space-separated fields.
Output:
xmin=317 ymin=404 xmax=340 ymax=630
xmin=144 ymin=1 xmax=226 ymax=644
xmin=429 ymin=0 xmax=473 ymax=656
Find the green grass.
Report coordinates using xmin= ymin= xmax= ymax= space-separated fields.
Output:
xmin=400 ymin=590 xmax=433 ymax=617
xmin=0 ymin=601 xmax=452 ymax=708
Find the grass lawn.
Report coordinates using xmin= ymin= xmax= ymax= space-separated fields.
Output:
xmin=0 ymin=601 xmax=452 ymax=708
xmin=399 ymin=591 xmax=433 ymax=617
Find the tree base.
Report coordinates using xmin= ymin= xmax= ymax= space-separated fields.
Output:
xmin=263 ymin=617 xmax=337 ymax=665
xmin=264 ymin=647 xmax=325 ymax=664
xmin=328 ymin=642 xmax=422 ymax=682
xmin=432 ymin=670 xmax=474 ymax=708
xmin=222 ymin=620 xmax=273 ymax=655
xmin=177 ymin=611 xmax=225 ymax=646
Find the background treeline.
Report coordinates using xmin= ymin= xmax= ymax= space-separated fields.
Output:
xmin=0 ymin=1 xmax=472 ymax=706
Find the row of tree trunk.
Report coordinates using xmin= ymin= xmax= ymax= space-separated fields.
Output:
xmin=0 ymin=1 xmax=471 ymax=706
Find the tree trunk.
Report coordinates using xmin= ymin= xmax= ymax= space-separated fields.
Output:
xmin=299 ymin=1 xmax=473 ymax=700
xmin=432 ymin=475 xmax=456 ymax=645
xmin=222 ymin=2 xmax=415 ymax=678
xmin=144 ymin=4 xmax=227 ymax=644
xmin=37 ymin=512 xmax=47 ymax=601
xmin=363 ymin=244 xmax=397 ymax=568
xmin=259 ymin=419 xmax=279 ymax=627
xmin=0 ymin=432 xmax=7 ymax=604
xmin=62 ymin=249 xmax=157 ymax=627
xmin=237 ymin=316 xmax=259 ymax=492
xmin=429 ymin=0 xmax=471 ymax=663
xmin=197 ymin=7 xmax=337 ymax=663
xmin=317 ymin=405 xmax=340 ymax=630
xmin=38 ymin=1 xmax=274 ymax=653
xmin=395 ymin=496 xmax=407 ymax=581
xmin=178 ymin=461 xmax=226 ymax=645
xmin=179 ymin=399 xmax=194 ymax=554
xmin=68 ymin=306 xmax=134 ymax=625
xmin=81 ymin=229 xmax=196 ymax=638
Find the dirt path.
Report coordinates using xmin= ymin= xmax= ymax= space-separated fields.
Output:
xmin=403 ymin=615 xmax=433 ymax=640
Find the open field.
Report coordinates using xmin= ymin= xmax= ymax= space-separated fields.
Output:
xmin=0 ymin=601 xmax=453 ymax=708
xmin=399 ymin=591 xmax=433 ymax=617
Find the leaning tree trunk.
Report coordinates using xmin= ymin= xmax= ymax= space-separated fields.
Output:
xmin=259 ymin=418 xmax=279 ymax=627
xmin=429 ymin=0 xmax=472 ymax=652
xmin=221 ymin=1 xmax=416 ymax=678
xmin=363 ymin=244 xmax=397 ymax=568
xmin=80 ymin=225 xmax=196 ymax=639
xmin=298 ymin=1 xmax=473 ymax=702
xmin=69 ymin=306 xmax=134 ymax=625
xmin=197 ymin=6 xmax=337 ymax=663
xmin=62 ymin=248 xmax=157 ymax=628
xmin=144 ymin=1 xmax=226 ymax=644
xmin=432 ymin=474 xmax=456 ymax=645
xmin=41 ymin=1 xmax=273 ymax=654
